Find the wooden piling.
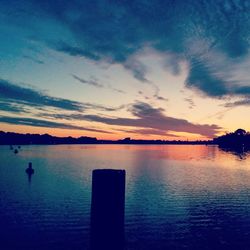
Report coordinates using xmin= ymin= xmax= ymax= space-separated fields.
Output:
xmin=90 ymin=169 xmax=126 ymax=250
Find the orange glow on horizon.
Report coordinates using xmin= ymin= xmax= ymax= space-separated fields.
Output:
xmin=0 ymin=123 xmax=223 ymax=141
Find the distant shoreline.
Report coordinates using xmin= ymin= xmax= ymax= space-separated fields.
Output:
xmin=0 ymin=131 xmax=214 ymax=145
xmin=2 ymin=130 xmax=250 ymax=151
xmin=0 ymin=142 xmax=216 ymax=145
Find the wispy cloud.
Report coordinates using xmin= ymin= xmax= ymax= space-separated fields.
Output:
xmin=153 ymin=94 xmax=168 ymax=102
xmin=53 ymin=41 xmax=101 ymax=61
xmin=71 ymin=74 xmax=125 ymax=93
xmin=107 ymin=84 xmax=126 ymax=94
xmin=199 ymin=107 xmax=234 ymax=121
xmin=0 ymin=78 xmax=84 ymax=111
xmin=23 ymin=55 xmax=44 ymax=64
xmin=40 ymin=101 xmax=221 ymax=138
xmin=0 ymin=101 xmax=25 ymax=113
xmin=71 ymin=74 xmax=104 ymax=88
xmin=118 ymin=128 xmax=180 ymax=137
xmin=0 ymin=116 xmax=112 ymax=134
xmin=138 ymin=91 xmax=150 ymax=100
xmin=153 ymin=84 xmax=168 ymax=102
xmin=224 ymin=98 xmax=250 ymax=107
xmin=123 ymin=57 xmax=151 ymax=83
xmin=0 ymin=78 xmax=124 ymax=113
xmin=137 ymin=86 xmax=168 ymax=102
xmin=184 ymin=98 xmax=196 ymax=109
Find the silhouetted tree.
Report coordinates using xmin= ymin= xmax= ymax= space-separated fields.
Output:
xmin=213 ymin=129 xmax=250 ymax=151
xmin=234 ymin=129 xmax=246 ymax=136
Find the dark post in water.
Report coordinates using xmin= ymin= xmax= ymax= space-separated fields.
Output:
xmin=90 ymin=169 xmax=126 ymax=250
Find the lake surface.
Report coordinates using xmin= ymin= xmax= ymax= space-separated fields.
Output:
xmin=1 ymin=145 xmax=250 ymax=250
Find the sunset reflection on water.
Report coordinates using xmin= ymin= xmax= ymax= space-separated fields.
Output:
xmin=1 ymin=145 xmax=250 ymax=249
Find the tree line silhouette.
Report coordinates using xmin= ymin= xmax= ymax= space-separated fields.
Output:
xmin=0 ymin=131 xmax=212 ymax=145
xmin=213 ymin=129 xmax=250 ymax=151
xmin=0 ymin=129 xmax=249 ymax=149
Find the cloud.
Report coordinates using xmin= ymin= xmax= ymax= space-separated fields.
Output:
xmin=154 ymin=94 xmax=168 ymax=102
xmin=123 ymin=57 xmax=151 ymax=83
xmin=0 ymin=78 xmax=84 ymax=111
xmin=118 ymin=128 xmax=180 ymax=137
xmin=85 ymin=102 xmax=221 ymax=137
xmin=224 ymin=98 xmax=250 ymax=107
xmin=23 ymin=55 xmax=44 ymax=64
xmin=3 ymin=1 xmax=250 ymax=96
xmin=185 ymin=59 xmax=228 ymax=97
xmin=72 ymin=74 xmax=104 ymax=88
xmin=45 ymin=0 xmax=250 ymax=92
xmin=52 ymin=41 xmax=101 ymax=61
xmin=153 ymin=84 xmax=168 ymax=102
xmin=40 ymin=101 xmax=221 ymax=138
xmin=0 ymin=116 xmax=111 ymax=134
xmin=200 ymin=107 xmax=234 ymax=121
xmin=184 ymin=97 xmax=196 ymax=109
xmin=138 ymin=91 xmax=150 ymax=100
xmin=0 ymin=101 xmax=25 ymax=113
xmin=0 ymin=78 xmax=124 ymax=113
xmin=108 ymin=86 xmax=126 ymax=94
xmin=71 ymin=74 xmax=126 ymax=93
xmin=137 ymin=86 xmax=168 ymax=102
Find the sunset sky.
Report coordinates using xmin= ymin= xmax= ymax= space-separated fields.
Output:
xmin=1 ymin=0 xmax=250 ymax=140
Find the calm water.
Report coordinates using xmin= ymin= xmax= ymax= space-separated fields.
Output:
xmin=1 ymin=145 xmax=250 ymax=250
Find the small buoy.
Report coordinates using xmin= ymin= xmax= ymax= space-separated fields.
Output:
xmin=26 ymin=162 xmax=34 ymax=174
xmin=14 ymin=149 xmax=18 ymax=154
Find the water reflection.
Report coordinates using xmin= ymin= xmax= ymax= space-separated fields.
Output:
xmin=218 ymin=146 xmax=250 ymax=160
xmin=27 ymin=171 xmax=33 ymax=183
xmin=25 ymin=162 xmax=34 ymax=183
xmin=1 ymin=145 xmax=250 ymax=250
